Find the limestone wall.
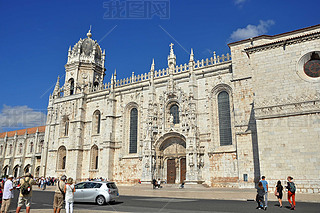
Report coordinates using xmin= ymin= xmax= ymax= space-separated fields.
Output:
xmin=257 ymin=114 xmax=320 ymax=193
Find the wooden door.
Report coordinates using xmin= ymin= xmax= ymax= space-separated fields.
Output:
xmin=180 ymin=158 xmax=186 ymax=183
xmin=167 ymin=159 xmax=176 ymax=184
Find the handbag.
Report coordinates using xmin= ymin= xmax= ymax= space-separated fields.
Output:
xmin=274 ymin=189 xmax=279 ymax=196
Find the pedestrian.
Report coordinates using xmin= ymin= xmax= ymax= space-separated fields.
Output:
xmin=152 ymin=179 xmax=157 ymax=189
xmin=259 ymin=176 xmax=268 ymax=210
xmin=179 ymin=182 xmax=185 ymax=189
xmin=40 ymin=178 xmax=44 ymax=190
xmin=274 ymin=180 xmax=284 ymax=208
xmin=16 ymin=173 xmax=35 ymax=213
xmin=256 ymin=182 xmax=266 ymax=210
xmin=286 ymin=176 xmax=296 ymax=210
xmin=157 ymin=179 xmax=161 ymax=189
xmin=53 ymin=175 xmax=67 ymax=213
xmin=64 ymin=178 xmax=75 ymax=213
xmin=0 ymin=178 xmax=3 ymax=209
xmin=0 ymin=175 xmax=15 ymax=213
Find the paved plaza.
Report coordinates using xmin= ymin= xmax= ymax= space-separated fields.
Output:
xmin=4 ymin=184 xmax=318 ymax=212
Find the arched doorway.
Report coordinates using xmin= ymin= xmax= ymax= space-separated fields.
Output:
xmin=155 ymin=132 xmax=186 ymax=184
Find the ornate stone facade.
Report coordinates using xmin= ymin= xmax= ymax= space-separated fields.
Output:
xmin=1 ymin=25 xmax=320 ymax=193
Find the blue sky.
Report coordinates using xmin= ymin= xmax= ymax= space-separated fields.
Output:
xmin=0 ymin=0 xmax=319 ymax=132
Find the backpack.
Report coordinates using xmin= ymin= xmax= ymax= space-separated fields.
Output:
xmin=289 ymin=182 xmax=296 ymax=193
xmin=21 ymin=177 xmax=31 ymax=195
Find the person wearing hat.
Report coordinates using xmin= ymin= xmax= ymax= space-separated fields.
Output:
xmin=16 ymin=173 xmax=35 ymax=213
xmin=53 ymin=175 xmax=67 ymax=213
xmin=0 ymin=175 xmax=15 ymax=213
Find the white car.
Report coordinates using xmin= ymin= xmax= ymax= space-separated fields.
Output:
xmin=74 ymin=181 xmax=119 ymax=205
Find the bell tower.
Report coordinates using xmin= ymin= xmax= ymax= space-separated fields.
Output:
xmin=64 ymin=28 xmax=106 ymax=95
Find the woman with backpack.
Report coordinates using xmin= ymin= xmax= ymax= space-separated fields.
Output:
xmin=286 ymin=176 xmax=296 ymax=210
xmin=256 ymin=182 xmax=266 ymax=210
xmin=16 ymin=173 xmax=35 ymax=213
xmin=274 ymin=180 xmax=284 ymax=208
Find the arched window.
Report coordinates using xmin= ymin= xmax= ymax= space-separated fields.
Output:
xmin=3 ymin=166 xmax=9 ymax=176
xmin=93 ymin=110 xmax=101 ymax=134
xmin=13 ymin=165 xmax=19 ymax=178
xmin=129 ymin=108 xmax=138 ymax=154
xmin=69 ymin=78 xmax=74 ymax=95
xmin=93 ymin=82 xmax=99 ymax=87
xmin=57 ymin=146 xmax=67 ymax=170
xmin=9 ymin=144 xmax=13 ymax=155
xmin=170 ymin=104 xmax=180 ymax=124
xmin=19 ymin=143 xmax=23 ymax=154
xmin=24 ymin=164 xmax=30 ymax=174
xmin=30 ymin=142 xmax=34 ymax=153
xmin=0 ymin=145 xmax=3 ymax=155
xmin=90 ymin=145 xmax=99 ymax=170
xmin=218 ymin=91 xmax=232 ymax=146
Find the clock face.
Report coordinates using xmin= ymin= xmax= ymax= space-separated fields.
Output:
xmin=304 ymin=59 xmax=320 ymax=78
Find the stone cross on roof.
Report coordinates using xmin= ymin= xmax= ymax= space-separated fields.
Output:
xmin=169 ymin=43 xmax=174 ymax=50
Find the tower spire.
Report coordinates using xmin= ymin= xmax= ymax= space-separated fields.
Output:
xmin=87 ymin=25 xmax=92 ymax=38
xmin=150 ymin=58 xmax=155 ymax=71
xmin=53 ymin=76 xmax=60 ymax=95
xmin=167 ymin=43 xmax=176 ymax=68
xmin=189 ymin=48 xmax=194 ymax=62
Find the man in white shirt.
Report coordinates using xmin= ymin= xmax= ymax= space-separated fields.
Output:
xmin=1 ymin=175 xmax=15 ymax=213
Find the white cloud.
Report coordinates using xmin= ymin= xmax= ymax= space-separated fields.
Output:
xmin=0 ymin=105 xmax=46 ymax=130
xmin=230 ymin=20 xmax=275 ymax=41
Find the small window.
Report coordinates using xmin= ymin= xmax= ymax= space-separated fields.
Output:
xmin=30 ymin=142 xmax=34 ymax=153
xmin=38 ymin=141 xmax=44 ymax=153
xmin=69 ymin=78 xmax=75 ymax=95
xmin=64 ymin=120 xmax=69 ymax=136
xmin=93 ymin=110 xmax=101 ymax=134
xmin=19 ymin=143 xmax=23 ymax=154
xmin=243 ymin=174 xmax=248 ymax=182
xmin=9 ymin=144 xmax=13 ymax=155
xmin=170 ymin=104 xmax=180 ymax=124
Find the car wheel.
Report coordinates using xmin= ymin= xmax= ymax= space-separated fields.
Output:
xmin=96 ymin=195 xmax=106 ymax=206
